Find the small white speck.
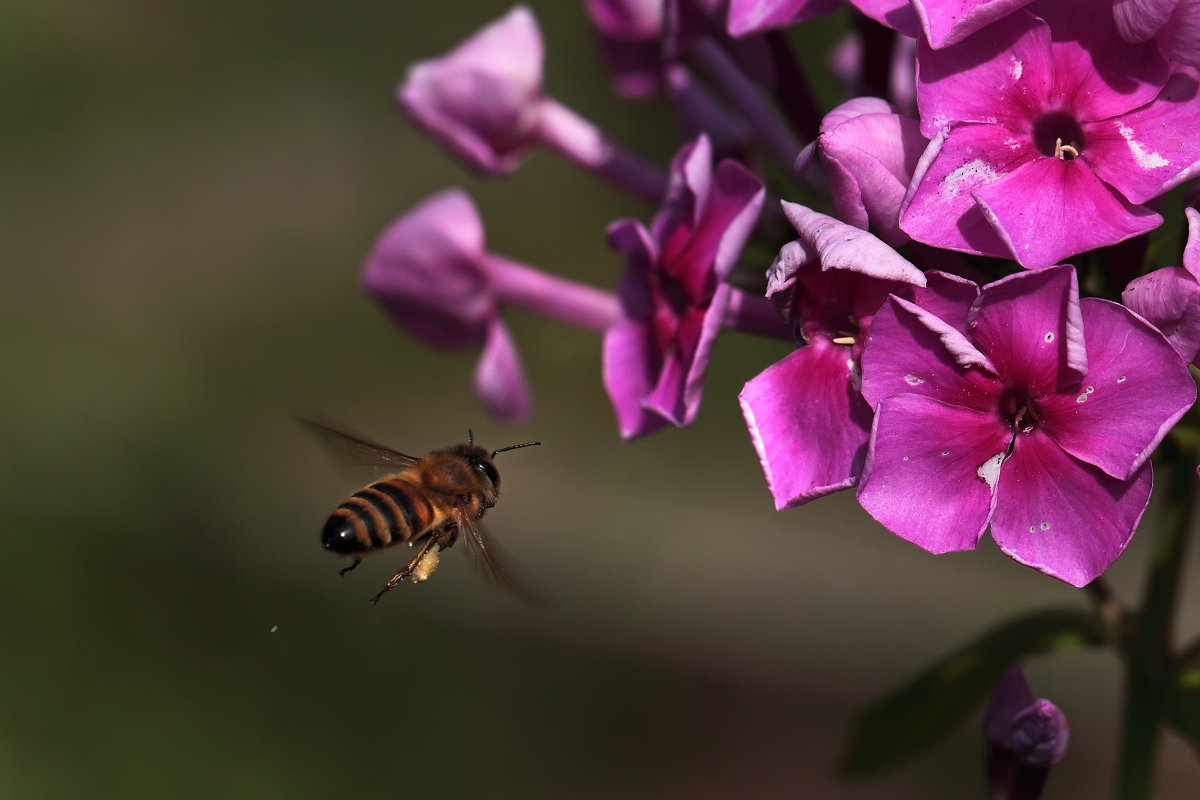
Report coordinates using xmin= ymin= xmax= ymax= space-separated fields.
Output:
xmin=1117 ymin=375 xmax=1127 ymax=383
xmin=905 ymin=374 xmax=926 ymax=386
xmin=1010 ymin=55 xmax=1024 ymax=81
xmin=1044 ymin=332 xmax=1055 ymax=343
xmin=1076 ymin=393 xmax=1088 ymax=403
xmin=1040 ymin=522 xmax=1050 ymax=531
xmin=1085 ymin=386 xmax=1095 ymax=394
xmin=1029 ymin=525 xmax=1036 ymax=533
xmin=270 ymin=625 xmax=279 ymax=633
xmin=941 ymin=450 xmax=950 ymax=456
xmin=902 ymin=456 xmax=910 ymax=461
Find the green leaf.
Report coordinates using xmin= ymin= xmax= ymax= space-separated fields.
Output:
xmin=1166 ymin=655 xmax=1200 ymax=750
xmin=839 ymin=608 xmax=1107 ymax=776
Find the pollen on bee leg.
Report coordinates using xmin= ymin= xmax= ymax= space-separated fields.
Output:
xmin=412 ymin=544 xmax=442 ymax=583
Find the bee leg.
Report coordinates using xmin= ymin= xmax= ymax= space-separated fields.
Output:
xmin=368 ymin=537 xmax=440 ymax=606
xmin=338 ymin=558 xmax=362 ymax=577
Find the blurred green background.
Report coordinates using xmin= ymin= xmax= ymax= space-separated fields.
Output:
xmin=3 ymin=1 xmax=1199 ymax=797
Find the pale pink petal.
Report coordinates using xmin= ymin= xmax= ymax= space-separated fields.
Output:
xmin=1084 ymin=70 xmax=1200 ymax=205
xmin=780 ymin=202 xmax=926 ymax=285
xmin=967 ymin=265 xmax=1087 ymax=395
xmin=973 ymin=157 xmax=1163 ymax=268
xmin=1113 ymin=0 xmax=1178 ymax=43
xmin=474 ymin=319 xmax=534 ymax=422
xmin=1038 ymin=299 xmax=1195 ymax=479
xmin=818 ymin=108 xmax=929 ymax=245
xmin=1157 ymin=2 xmax=1200 ymax=65
xmin=739 ymin=342 xmax=873 ymax=509
xmin=858 ymin=394 xmax=1007 ymax=553
xmin=1121 ymin=266 xmax=1200 ymax=364
xmin=899 ymin=125 xmax=1029 ymax=258
xmin=1186 ymin=206 xmax=1200 ymax=278
xmin=990 ymin=434 xmax=1151 ymax=586
xmin=912 ymin=0 xmax=1035 ymax=49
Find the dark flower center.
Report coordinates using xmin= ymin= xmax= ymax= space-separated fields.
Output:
xmin=999 ymin=388 xmax=1041 ymax=433
xmin=1032 ymin=111 xmax=1085 ymax=161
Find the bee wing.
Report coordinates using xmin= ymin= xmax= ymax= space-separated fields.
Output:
xmin=454 ymin=510 xmax=547 ymax=607
xmin=298 ymin=418 xmax=421 ymax=476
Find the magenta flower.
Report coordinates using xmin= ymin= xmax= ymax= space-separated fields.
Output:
xmin=797 ymin=97 xmax=928 ymax=246
xmin=985 ymin=666 xmax=1069 ymax=800
xmin=399 ymin=6 xmax=667 ymax=204
xmin=363 ymin=189 xmax=619 ymax=422
xmin=740 ymin=203 xmax=927 ymax=508
xmin=726 ymin=0 xmax=840 ymax=37
xmin=604 ymin=135 xmax=770 ymax=439
xmin=1114 ymin=0 xmax=1200 ymax=67
xmin=900 ymin=3 xmax=1200 ymax=268
xmin=1122 ymin=207 xmax=1200 ymax=365
xmin=857 ymin=265 xmax=1195 ymax=585
xmin=842 ymin=0 xmax=920 ymax=38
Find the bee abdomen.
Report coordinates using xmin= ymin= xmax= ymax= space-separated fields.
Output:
xmin=321 ymin=478 xmax=436 ymax=555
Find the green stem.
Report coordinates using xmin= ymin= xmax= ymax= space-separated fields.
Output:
xmin=1116 ymin=438 xmax=1198 ymax=800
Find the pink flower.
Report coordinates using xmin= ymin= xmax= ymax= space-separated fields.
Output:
xmin=399 ymin=6 xmax=667 ymax=204
xmin=584 ymin=0 xmax=666 ymax=98
xmin=604 ymin=135 xmax=770 ymax=438
xmin=900 ymin=2 xmax=1200 ymax=268
xmin=726 ymin=0 xmax=840 ymax=37
xmin=740 ymin=203 xmax=927 ymax=508
xmin=1122 ymin=206 xmax=1200 ymax=365
xmin=797 ymin=97 xmax=928 ymax=246
xmin=857 ymin=265 xmax=1195 ymax=585
xmin=363 ymin=189 xmax=619 ymax=422
xmin=911 ymin=0 xmax=1036 ymax=49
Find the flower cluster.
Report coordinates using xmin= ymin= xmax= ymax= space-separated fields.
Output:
xmin=365 ymin=0 xmax=1199 ymax=591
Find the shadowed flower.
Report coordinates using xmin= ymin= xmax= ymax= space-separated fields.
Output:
xmin=911 ymin=0 xmax=1035 ymax=49
xmin=739 ymin=203 xmax=927 ymax=508
xmin=1122 ymin=206 xmax=1200 ymax=365
xmin=399 ymin=5 xmax=667 ymax=204
xmin=1114 ymin=0 xmax=1200 ymax=66
xmin=604 ymin=135 xmax=770 ymax=439
xmin=584 ymin=0 xmax=666 ymax=98
xmin=726 ymin=0 xmax=840 ymax=37
xmin=363 ymin=189 xmax=619 ymax=422
xmin=900 ymin=2 xmax=1200 ymax=268
xmin=985 ymin=666 xmax=1069 ymax=800
xmin=857 ymin=265 xmax=1195 ymax=585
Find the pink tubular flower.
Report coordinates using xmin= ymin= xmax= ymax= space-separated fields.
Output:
xmin=1114 ymin=0 xmax=1200 ymax=67
xmin=739 ymin=203 xmax=927 ymax=509
xmin=797 ymin=97 xmax=928 ymax=246
xmin=363 ymin=189 xmax=619 ymax=423
xmin=900 ymin=2 xmax=1200 ymax=268
xmin=604 ymin=135 xmax=771 ymax=439
xmin=857 ymin=265 xmax=1196 ymax=586
xmin=985 ymin=666 xmax=1069 ymax=800
xmin=1122 ymin=207 xmax=1200 ymax=365
xmin=399 ymin=6 xmax=667 ymax=204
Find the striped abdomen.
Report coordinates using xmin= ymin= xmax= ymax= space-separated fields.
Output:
xmin=321 ymin=476 xmax=444 ymax=555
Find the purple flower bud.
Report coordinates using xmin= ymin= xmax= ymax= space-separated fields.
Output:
xmin=1122 ymin=207 xmax=1200 ymax=366
xmin=363 ymin=189 xmax=619 ymax=423
xmin=1011 ymin=699 xmax=1070 ymax=767
xmin=984 ymin=667 xmax=1069 ymax=799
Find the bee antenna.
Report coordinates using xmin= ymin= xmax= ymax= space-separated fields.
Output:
xmin=491 ymin=441 xmax=541 ymax=459
xmin=468 ymin=429 xmax=474 ymax=447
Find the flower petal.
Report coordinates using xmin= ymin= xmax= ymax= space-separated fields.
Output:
xmin=1121 ymin=265 xmax=1200 ymax=364
xmin=781 ymin=202 xmax=926 ymax=285
xmin=990 ymin=432 xmax=1151 ymax=586
xmin=474 ymin=319 xmax=533 ymax=422
xmin=862 ymin=295 xmax=1000 ymax=410
xmin=1038 ymin=298 xmax=1195 ymax=479
xmin=858 ymin=394 xmax=1008 ymax=553
xmin=602 ymin=318 xmax=669 ymax=440
xmin=972 ymin=157 xmax=1163 ymax=268
xmin=740 ymin=342 xmax=873 ymax=509
xmin=899 ymin=125 xmax=1030 ymax=259
xmin=1084 ymin=69 xmax=1200 ymax=205
xmin=1113 ymin=0 xmax=1177 ymax=44
xmin=912 ymin=0 xmax=1036 ymax=50
xmin=968 ymin=265 xmax=1087 ymax=395
xmin=912 ymin=271 xmax=981 ymax=334
xmin=727 ymin=0 xmax=840 ymax=36
xmin=915 ymin=10 xmax=1051 ymax=138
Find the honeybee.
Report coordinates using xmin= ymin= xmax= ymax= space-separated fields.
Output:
xmin=301 ymin=419 xmax=540 ymax=605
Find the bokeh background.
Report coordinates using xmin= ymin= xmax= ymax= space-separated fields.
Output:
xmin=4 ymin=1 xmax=1199 ymax=797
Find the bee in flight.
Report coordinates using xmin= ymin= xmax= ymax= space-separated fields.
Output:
xmin=301 ymin=420 xmax=540 ymax=605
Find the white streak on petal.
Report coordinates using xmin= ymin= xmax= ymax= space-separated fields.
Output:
xmin=1117 ymin=121 xmax=1169 ymax=170
xmin=976 ymin=452 xmax=1005 ymax=491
